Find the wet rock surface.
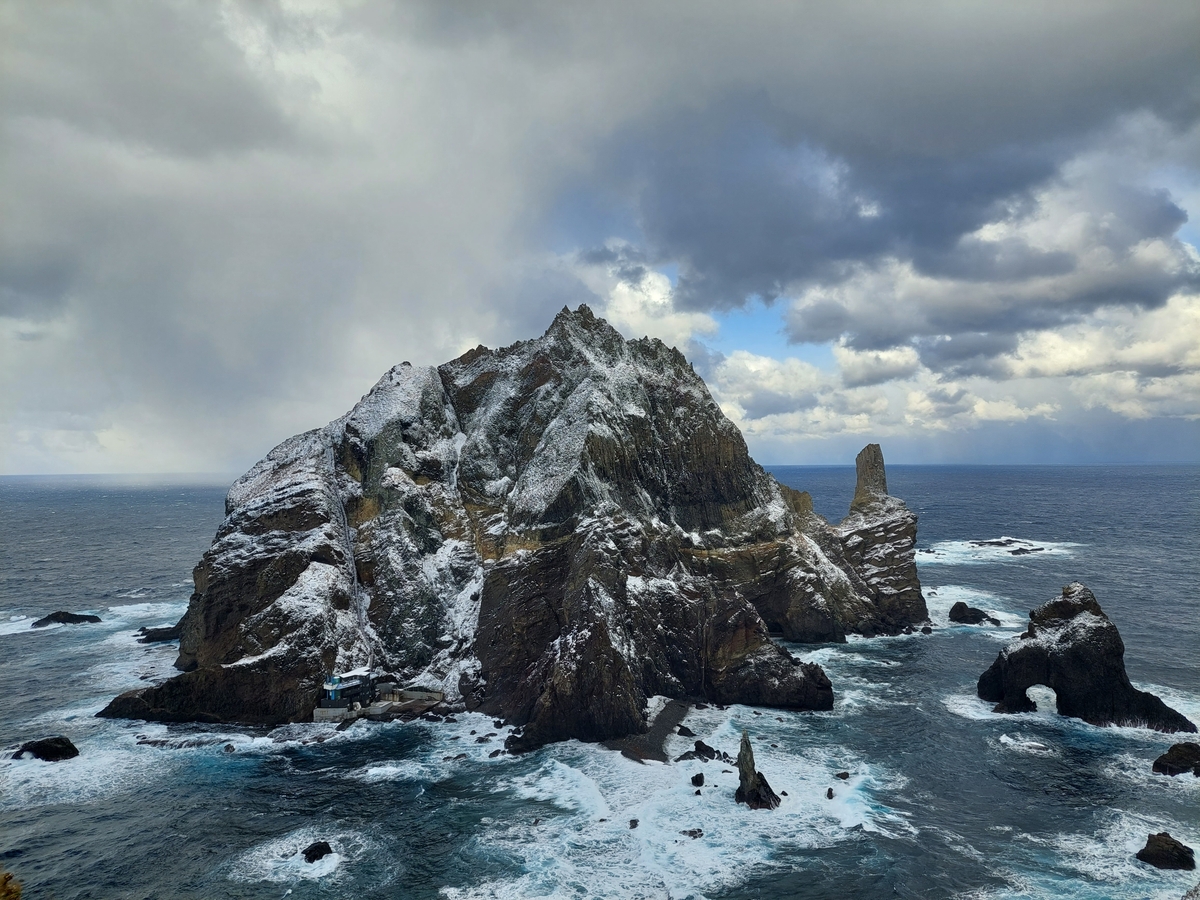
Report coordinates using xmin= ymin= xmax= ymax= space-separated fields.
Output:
xmin=977 ymin=583 xmax=1196 ymax=733
xmin=1154 ymin=742 xmax=1200 ymax=777
xmin=99 ymin=307 xmax=927 ymax=748
xmin=302 ymin=841 xmax=333 ymax=864
xmin=12 ymin=736 xmax=79 ymax=761
xmin=32 ymin=611 xmax=100 ymax=628
xmin=949 ymin=601 xmax=1000 ymax=626
xmin=1136 ymin=832 xmax=1195 ymax=870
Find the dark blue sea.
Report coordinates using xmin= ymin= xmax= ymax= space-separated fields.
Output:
xmin=1 ymin=467 xmax=1198 ymax=899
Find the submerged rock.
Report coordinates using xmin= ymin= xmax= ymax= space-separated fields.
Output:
xmin=12 ymin=736 xmax=79 ymax=761
xmin=734 ymin=731 xmax=780 ymax=810
xmin=97 ymin=306 xmax=927 ymax=748
xmin=1136 ymin=833 xmax=1195 ymax=870
xmin=948 ymin=602 xmax=1000 ymax=626
xmin=302 ymin=841 xmax=333 ymax=864
xmin=977 ymin=583 xmax=1196 ymax=733
xmin=31 ymin=611 xmax=100 ymax=628
xmin=1153 ymin=743 xmax=1200 ymax=777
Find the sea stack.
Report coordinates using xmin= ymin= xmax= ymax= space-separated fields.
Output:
xmin=734 ymin=731 xmax=780 ymax=810
xmin=832 ymin=444 xmax=928 ymax=638
xmin=99 ymin=306 xmax=928 ymax=749
xmin=977 ymin=583 xmax=1196 ymax=733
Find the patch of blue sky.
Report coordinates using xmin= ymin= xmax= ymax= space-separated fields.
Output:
xmin=702 ymin=299 xmax=837 ymax=371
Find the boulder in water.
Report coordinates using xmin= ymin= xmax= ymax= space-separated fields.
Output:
xmin=977 ymin=583 xmax=1196 ymax=733
xmin=12 ymin=736 xmax=79 ymax=761
xmin=32 ymin=611 xmax=100 ymax=628
xmin=1136 ymin=832 xmax=1195 ymax=870
xmin=1153 ymin=743 xmax=1200 ymax=777
xmin=302 ymin=841 xmax=333 ymax=864
xmin=734 ymin=731 xmax=780 ymax=810
xmin=136 ymin=623 xmax=182 ymax=643
xmin=948 ymin=602 xmax=1000 ymax=626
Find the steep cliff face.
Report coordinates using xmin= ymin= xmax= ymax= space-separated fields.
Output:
xmin=100 ymin=306 xmax=927 ymax=746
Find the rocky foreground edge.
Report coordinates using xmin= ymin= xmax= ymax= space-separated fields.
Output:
xmin=100 ymin=305 xmax=928 ymax=748
xmin=977 ymin=582 xmax=1196 ymax=733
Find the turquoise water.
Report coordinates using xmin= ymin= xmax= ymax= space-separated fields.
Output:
xmin=1 ymin=467 xmax=1197 ymax=899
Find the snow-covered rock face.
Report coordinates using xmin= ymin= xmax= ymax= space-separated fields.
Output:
xmin=977 ymin=582 xmax=1197 ymax=733
xmin=100 ymin=306 xmax=928 ymax=747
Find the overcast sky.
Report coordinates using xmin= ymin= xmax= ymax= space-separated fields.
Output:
xmin=3 ymin=1 xmax=1199 ymax=474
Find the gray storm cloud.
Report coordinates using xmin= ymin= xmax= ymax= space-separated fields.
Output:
xmin=1 ymin=0 xmax=1198 ymax=472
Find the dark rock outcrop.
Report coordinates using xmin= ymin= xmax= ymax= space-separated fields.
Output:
xmin=977 ymin=583 xmax=1196 ymax=733
xmin=1184 ymin=881 xmax=1200 ymax=900
xmin=31 ymin=611 xmax=100 ymax=628
xmin=734 ymin=731 xmax=780 ymax=810
xmin=302 ymin=841 xmax=333 ymax=864
xmin=1136 ymin=833 xmax=1195 ymax=870
xmin=136 ymin=624 xmax=182 ymax=644
xmin=1154 ymin=743 xmax=1200 ymax=777
xmin=98 ymin=306 xmax=925 ymax=748
xmin=12 ymin=736 xmax=79 ymax=761
xmin=949 ymin=602 xmax=1000 ymax=626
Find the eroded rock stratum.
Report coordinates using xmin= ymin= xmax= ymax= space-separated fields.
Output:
xmin=100 ymin=306 xmax=928 ymax=747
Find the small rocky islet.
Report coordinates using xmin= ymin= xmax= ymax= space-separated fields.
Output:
xmin=83 ymin=305 xmax=1196 ymax=882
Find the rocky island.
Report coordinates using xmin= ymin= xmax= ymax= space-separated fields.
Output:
xmin=100 ymin=305 xmax=927 ymax=748
xmin=977 ymin=582 xmax=1196 ymax=733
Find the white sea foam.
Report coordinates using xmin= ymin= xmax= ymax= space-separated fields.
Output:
xmin=998 ymin=733 xmax=1057 ymax=756
xmin=0 ymin=600 xmax=186 ymax=637
xmin=1039 ymin=810 xmax=1198 ymax=890
xmin=917 ymin=536 xmax=1081 ymax=566
xmin=101 ymin=600 xmax=189 ymax=623
xmin=0 ymin=727 xmax=189 ymax=810
xmin=790 ymin=646 xmax=903 ymax=714
xmin=347 ymin=759 xmax=435 ymax=784
xmin=227 ymin=827 xmax=375 ymax=884
xmin=943 ymin=687 xmax=1200 ymax=746
xmin=443 ymin=707 xmax=910 ymax=900
xmin=0 ymin=615 xmax=54 ymax=636
xmin=960 ymin=807 xmax=1200 ymax=900
xmin=923 ymin=585 xmax=1026 ymax=634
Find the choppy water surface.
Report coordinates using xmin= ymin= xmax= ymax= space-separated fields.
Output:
xmin=1 ymin=467 xmax=1197 ymax=899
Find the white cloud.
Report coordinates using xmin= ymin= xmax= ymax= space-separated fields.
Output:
xmin=832 ymin=341 xmax=920 ymax=386
xmin=576 ymin=250 xmax=718 ymax=347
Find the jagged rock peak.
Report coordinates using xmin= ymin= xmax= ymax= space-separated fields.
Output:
xmin=851 ymin=443 xmax=888 ymax=510
xmin=977 ymin=582 xmax=1197 ymax=733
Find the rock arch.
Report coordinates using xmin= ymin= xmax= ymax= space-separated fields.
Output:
xmin=977 ymin=583 xmax=1196 ymax=733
